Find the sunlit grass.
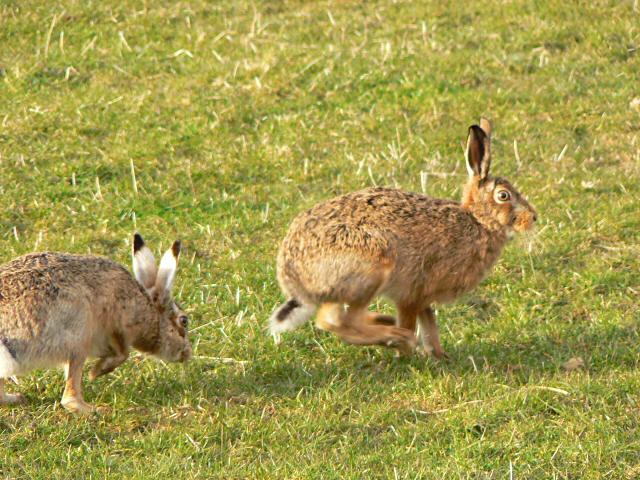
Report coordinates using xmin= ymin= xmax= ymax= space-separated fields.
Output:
xmin=1 ymin=0 xmax=639 ymax=478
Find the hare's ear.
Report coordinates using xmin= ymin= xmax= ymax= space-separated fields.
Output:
xmin=479 ymin=117 xmax=492 ymax=178
xmin=155 ymin=240 xmax=181 ymax=297
xmin=132 ymin=233 xmax=157 ymax=289
xmin=465 ymin=123 xmax=491 ymax=180
xmin=480 ymin=117 xmax=492 ymax=137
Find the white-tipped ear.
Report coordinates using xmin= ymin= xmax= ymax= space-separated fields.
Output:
xmin=480 ymin=117 xmax=492 ymax=138
xmin=479 ymin=117 xmax=492 ymax=178
xmin=465 ymin=135 xmax=476 ymax=177
xmin=132 ymin=233 xmax=157 ymax=289
xmin=155 ymin=240 xmax=181 ymax=296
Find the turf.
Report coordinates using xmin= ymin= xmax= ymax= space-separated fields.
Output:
xmin=1 ymin=0 xmax=639 ymax=478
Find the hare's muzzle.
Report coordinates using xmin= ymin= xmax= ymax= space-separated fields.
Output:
xmin=513 ymin=205 xmax=537 ymax=232
xmin=180 ymin=347 xmax=192 ymax=363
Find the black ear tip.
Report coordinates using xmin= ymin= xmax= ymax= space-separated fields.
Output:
xmin=172 ymin=240 xmax=181 ymax=257
xmin=133 ymin=233 xmax=144 ymax=252
xmin=468 ymin=124 xmax=485 ymax=138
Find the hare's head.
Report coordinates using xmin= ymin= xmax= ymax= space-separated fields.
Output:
xmin=132 ymin=233 xmax=192 ymax=363
xmin=461 ymin=119 xmax=537 ymax=234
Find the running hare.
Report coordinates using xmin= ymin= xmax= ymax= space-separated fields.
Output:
xmin=0 ymin=234 xmax=191 ymax=413
xmin=270 ymin=119 xmax=536 ymax=358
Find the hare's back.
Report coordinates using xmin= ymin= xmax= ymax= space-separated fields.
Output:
xmin=0 ymin=252 xmax=126 ymax=295
xmin=284 ymin=187 xmax=458 ymax=254
xmin=0 ymin=252 xmax=131 ymax=323
xmin=284 ymin=188 xmax=392 ymax=260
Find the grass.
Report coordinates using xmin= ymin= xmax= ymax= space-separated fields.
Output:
xmin=1 ymin=0 xmax=639 ymax=477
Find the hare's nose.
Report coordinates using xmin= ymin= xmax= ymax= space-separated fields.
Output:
xmin=533 ymin=213 xmax=538 ymax=222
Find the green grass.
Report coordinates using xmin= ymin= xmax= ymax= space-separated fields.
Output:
xmin=1 ymin=0 xmax=639 ymax=478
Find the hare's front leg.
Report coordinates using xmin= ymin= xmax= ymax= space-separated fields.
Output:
xmin=61 ymin=353 xmax=94 ymax=414
xmin=396 ymin=304 xmax=418 ymax=331
xmin=394 ymin=305 xmax=420 ymax=357
xmin=89 ymin=354 xmax=128 ymax=381
xmin=0 ymin=378 xmax=25 ymax=406
xmin=89 ymin=334 xmax=129 ymax=381
xmin=417 ymin=307 xmax=446 ymax=359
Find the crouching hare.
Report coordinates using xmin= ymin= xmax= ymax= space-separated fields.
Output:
xmin=270 ymin=119 xmax=536 ymax=358
xmin=0 ymin=233 xmax=192 ymax=413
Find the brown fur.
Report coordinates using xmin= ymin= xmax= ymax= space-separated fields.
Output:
xmin=0 ymin=253 xmax=160 ymax=353
xmin=271 ymin=119 xmax=537 ymax=357
xmin=0 ymin=235 xmax=191 ymax=413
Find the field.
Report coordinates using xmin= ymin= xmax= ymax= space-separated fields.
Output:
xmin=1 ymin=0 xmax=639 ymax=478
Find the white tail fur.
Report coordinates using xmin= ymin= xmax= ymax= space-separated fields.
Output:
xmin=269 ymin=300 xmax=315 ymax=343
xmin=0 ymin=343 xmax=20 ymax=377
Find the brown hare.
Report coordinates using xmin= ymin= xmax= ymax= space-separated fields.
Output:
xmin=0 ymin=233 xmax=192 ymax=413
xmin=270 ymin=119 xmax=536 ymax=358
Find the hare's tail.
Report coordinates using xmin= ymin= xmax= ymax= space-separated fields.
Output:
xmin=0 ymin=340 xmax=20 ymax=378
xmin=269 ymin=299 xmax=316 ymax=342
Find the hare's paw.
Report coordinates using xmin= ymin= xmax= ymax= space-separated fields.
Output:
xmin=433 ymin=349 xmax=449 ymax=361
xmin=386 ymin=327 xmax=417 ymax=355
xmin=416 ymin=344 xmax=449 ymax=360
xmin=89 ymin=362 xmax=108 ymax=381
xmin=416 ymin=345 xmax=430 ymax=358
xmin=61 ymin=397 xmax=95 ymax=415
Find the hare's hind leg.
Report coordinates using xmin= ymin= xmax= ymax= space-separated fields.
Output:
xmin=311 ymin=257 xmax=414 ymax=353
xmin=316 ymin=303 xmax=416 ymax=355
xmin=417 ymin=307 xmax=446 ymax=359
xmin=0 ymin=378 xmax=25 ymax=406
xmin=61 ymin=353 xmax=94 ymax=414
xmin=362 ymin=312 xmax=397 ymax=326
xmin=366 ymin=304 xmax=419 ymax=340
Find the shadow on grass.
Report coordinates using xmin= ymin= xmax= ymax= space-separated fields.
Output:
xmin=225 ymin=318 xmax=638 ymax=396
xmin=129 ymin=316 xmax=637 ymax=406
xmin=13 ymin=313 xmax=635 ymax=411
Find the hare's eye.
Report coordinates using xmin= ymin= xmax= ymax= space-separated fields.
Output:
xmin=178 ymin=315 xmax=188 ymax=329
xmin=495 ymin=190 xmax=510 ymax=202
